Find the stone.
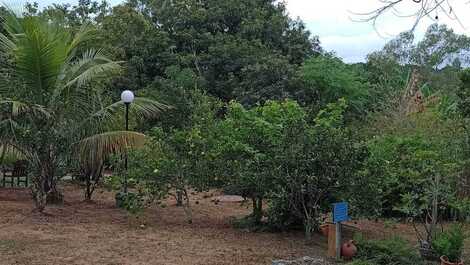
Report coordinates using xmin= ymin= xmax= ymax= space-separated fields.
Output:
xmin=272 ymin=256 xmax=331 ymax=265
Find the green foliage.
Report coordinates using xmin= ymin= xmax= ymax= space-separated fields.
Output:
xmin=270 ymin=99 xmax=368 ymax=238
xmin=432 ymin=225 xmax=466 ymax=262
xmin=352 ymin=235 xmax=424 ymax=265
xmin=124 ymin=91 xmax=220 ymax=215
xmin=115 ymin=191 xmax=145 ymax=215
xmin=215 ymin=99 xmax=308 ymax=224
xmin=104 ymin=175 xmax=125 ymax=192
xmin=301 ymin=55 xmax=371 ymax=116
xmin=458 ymin=69 xmax=470 ymax=118
xmin=362 ymin=109 xmax=463 ymax=218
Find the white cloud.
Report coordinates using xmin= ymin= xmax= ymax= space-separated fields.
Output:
xmin=287 ymin=0 xmax=470 ymax=62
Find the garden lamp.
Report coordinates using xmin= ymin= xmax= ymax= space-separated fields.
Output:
xmin=120 ymin=90 xmax=134 ymax=193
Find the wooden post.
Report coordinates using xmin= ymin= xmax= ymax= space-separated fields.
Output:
xmin=328 ymin=223 xmax=336 ymax=257
xmin=336 ymin=222 xmax=342 ymax=260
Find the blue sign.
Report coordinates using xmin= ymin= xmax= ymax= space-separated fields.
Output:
xmin=333 ymin=202 xmax=349 ymax=223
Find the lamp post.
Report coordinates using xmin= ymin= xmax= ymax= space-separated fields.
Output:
xmin=120 ymin=90 xmax=134 ymax=193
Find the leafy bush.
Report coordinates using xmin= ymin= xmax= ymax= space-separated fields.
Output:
xmin=115 ymin=192 xmax=145 ymax=215
xmin=215 ymin=100 xmax=308 ymax=225
xmin=267 ymin=99 xmax=368 ymax=239
xmin=103 ymin=175 xmax=123 ymax=192
xmin=347 ymin=260 xmax=375 ymax=265
xmin=432 ymin=225 xmax=466 ymax=262
xmin=352 ymin=235 xmax=424 ymax=265
xmin=266 ymin=190 xmax=303 ymax=231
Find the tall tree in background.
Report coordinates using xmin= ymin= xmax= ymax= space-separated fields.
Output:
xmin=143 ymin=0 xmax=319 ymax=104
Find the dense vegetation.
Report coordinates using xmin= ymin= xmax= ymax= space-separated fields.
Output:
xmin=1 ymin=0 xmax=470 ymax=262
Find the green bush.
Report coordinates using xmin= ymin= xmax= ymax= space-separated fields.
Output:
xmin=115 ymin=192 xmax=145 ymax=215
xmin=352 ymin=235 xmax=424 ymax=265
xmin=103 ymin=175 xmax=123 ymax=191
xmin=432 ymin=225 xmax=466 ymax=262
xmin=266 ymin=190 xmax=303 ymax=231
xmin=347 ymin=260 xmax=375 ymax=265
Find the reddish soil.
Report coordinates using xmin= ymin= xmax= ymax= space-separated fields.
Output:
xmin=1 ymin=184 xmax=468 ymax=264
xmin=0 ymin=184 xmax=326 ymax=265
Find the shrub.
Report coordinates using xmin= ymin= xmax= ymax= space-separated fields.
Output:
xmin=347 ymin=260 xmax=375 ymax=265
xmin=266 ymin=190 xmax=303 ymax=231
xmin=352 ymin=235 xmax=424 ymax=265
xmin=268 ymin=99 xmax=368 ymax=239
xmin=432 ymin=225 xmax=466 ymax=262
xmin=119 ymin=192 xmax=145 ymax=214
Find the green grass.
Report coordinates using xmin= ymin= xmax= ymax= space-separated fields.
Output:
xmin=0 ymin=239 xmax=17 ymax=252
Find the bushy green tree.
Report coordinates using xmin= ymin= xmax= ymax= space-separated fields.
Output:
xmin=272 ymin=99 xmax=368 ymax=239
xmin=300 ymin=55 xmax=371 ymax=116
xmin=363 ymin=109 xmax=462 ymax=219
xmin=215 ymin=100 xmax=307 ymax=224
xmin=126 ymin=91 xmax=220 ymax=222
xmin=146 ymin=0 xmax=319 ymax=104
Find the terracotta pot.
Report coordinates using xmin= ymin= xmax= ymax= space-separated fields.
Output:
xmin=341 ymin=240 xmax=357 ymax=260
xmin=320 ymin=224 xmax=329 ymax=237
xmin=440 ymin=256 xmax=464 ymax=265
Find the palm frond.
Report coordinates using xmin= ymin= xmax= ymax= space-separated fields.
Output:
xmin=63 ymin=49 xmax=122 ymax=89
xmin=67 ymin=23 xmax=96 ymax=55
xmin=0 ymin=99 xmax=50 ymax=117
xmin=76 ymin=131 xmax=146 ymax=165
xmin=0 ymin=143 xmax=25 ymax=164
xmin=81 ymin=97 xmax=171 ymax=131
xmin=9 ymin=17 xmax=69 ymax=102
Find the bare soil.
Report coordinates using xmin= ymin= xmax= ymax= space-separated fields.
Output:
xmin=1 ymin=183 xmax=468 ymax=264
xmin=0 ymin=184 xmax=325 ymax=265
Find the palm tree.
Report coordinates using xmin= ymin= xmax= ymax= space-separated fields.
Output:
xmin=0 ymin=9 xmax=168 ymax=211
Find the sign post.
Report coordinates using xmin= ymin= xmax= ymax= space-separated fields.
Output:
xmin=330 ymin=202 xmax=349 ymax=260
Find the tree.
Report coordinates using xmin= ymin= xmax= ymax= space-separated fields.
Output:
xmin=146 ymin=0 xmax=319 ymax=104
xmin=0 ymin=10 xmax=167 ymax=211
xmin=272 ymin=99 xmax=367 ymax=239
xmin=364 ymin=24 xmax=469 ymax=115
xmin=300 ymin=55 xmax=371 ymax=116
xmin=97 ymin=4 xmax=174 ymax=94
xmin=126 ymin=91 xmax=220 ymax=223
xmin=215 ymin=100 xmax=307 ymax=224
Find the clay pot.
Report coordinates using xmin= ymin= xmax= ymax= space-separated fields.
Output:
xmin=320 ymin=224 xmax=329 ymax=237
xmin=341 ymin=240 xmax=357 ymax=260
xmin=440 ymin=256 xmax=463 ymax=265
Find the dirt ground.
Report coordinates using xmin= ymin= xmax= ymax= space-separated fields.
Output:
xmin=0 ymin=184 xmax=326 ymax=265
xmin=1 ymin=183 xmax=468 ymax=265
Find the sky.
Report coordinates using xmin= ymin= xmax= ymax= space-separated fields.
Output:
xmin=30 ymin=0 xmax=470 ymax=63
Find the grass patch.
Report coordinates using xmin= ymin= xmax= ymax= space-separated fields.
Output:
xmin=0 ymin=239 xmax=17 ymax=252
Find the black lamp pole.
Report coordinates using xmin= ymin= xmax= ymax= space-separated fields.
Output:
xmin=124 ymin=102 xmax=130 ymax=193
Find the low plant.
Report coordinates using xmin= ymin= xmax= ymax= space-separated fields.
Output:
xmin=351 ymin=235 xmax=424 ymax=265
xmin=347 ymin=260 xmax=375 ymax=265
xmin=116 ymin=191 xmax=145 ymax=215
xmin=432 ymin=224 xmax=466 ymax=263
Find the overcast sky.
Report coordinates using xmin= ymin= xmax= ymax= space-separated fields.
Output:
xmin=33 ymin=0 xmax=470 ymax=63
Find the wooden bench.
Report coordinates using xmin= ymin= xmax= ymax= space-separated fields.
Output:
xmin=1 ymin=160 xmax=28 ymax=188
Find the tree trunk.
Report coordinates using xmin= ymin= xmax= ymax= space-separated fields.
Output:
xmin=304 ymin=217 xmax=315 ymax=241
xmin=252 ymin=196 xmax=263 ymax=224
xmin=45 ymin=175 xmax=63 ymax=204
xmin=182 ymin=189 xmax=192 ymax=224
xmin=85 ymin=176 xmax=92 ymax=201
xmin=176 ymin=189 xmax=183 ymax=207
xmin=31 ymin=175 xmax=47 ymax=212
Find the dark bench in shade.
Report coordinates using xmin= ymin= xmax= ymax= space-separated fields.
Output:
xmin=1 ymin=160 xmax=28 ymax=188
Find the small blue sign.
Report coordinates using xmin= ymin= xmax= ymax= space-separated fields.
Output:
xmin=333 ymin=202 xmax=349 ymax=223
